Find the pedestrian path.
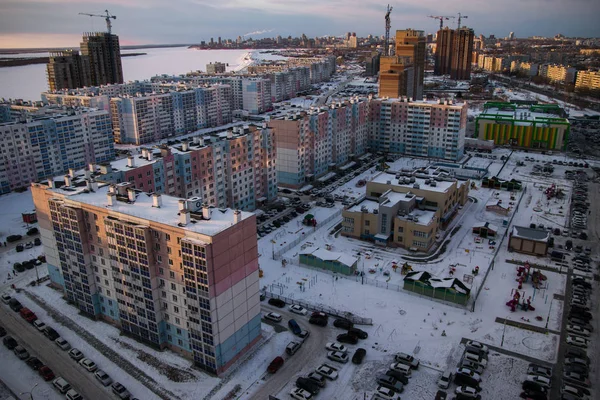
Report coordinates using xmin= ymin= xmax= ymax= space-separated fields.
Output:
xmin=495 ymin=317 xmax=560 ymax=335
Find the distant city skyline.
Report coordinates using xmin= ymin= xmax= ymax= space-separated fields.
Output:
xmin=0 ymin=0 xmax=599 ymax=48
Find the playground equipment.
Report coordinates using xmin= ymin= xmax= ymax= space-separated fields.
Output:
xmin=506 ymin=289 xmax=536 ymax=313
xmin=400 ymin=262 xmax=413 ymax=275
xmin=516 ymin=262 xmax=547 ymax=289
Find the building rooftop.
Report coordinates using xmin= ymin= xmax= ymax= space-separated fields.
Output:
xmin=511 ymin=226 xmax=550 ymax=242
xmin=300 ymin=247 xmax=358 ymax=268
xmin=348 ymin=199 xmax=379 ymax=213
xmin=479 ymin=102 xmax=568 ymax=122
xmin=371 ymin=171 xmax=456 ymax=193
xmin=44 ymin=182 xmax=251 ymax=237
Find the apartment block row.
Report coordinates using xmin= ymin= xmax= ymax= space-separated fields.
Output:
xmin=342 ymin=167 xmax=469 ymax=250
xmin=268 ymin=99 xmax=369 ymax=187
xmin=95 ymin=124 xmax=277 ymax=211
xmin=0 ymin=105 xmax=115 ymax=194
xmin=32 ymin=180 xmax=261 ymax=375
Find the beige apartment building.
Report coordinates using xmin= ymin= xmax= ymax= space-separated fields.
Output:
xmin=342 ymin=167 xmax=469 ymax=251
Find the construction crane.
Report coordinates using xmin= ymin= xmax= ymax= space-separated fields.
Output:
xmin=457 ymin=12 xmax=468 ymax=29
xmin=79 ymin=10 xmax=117 ymax=34
xmin=384 ymin=4 xmax=393 ymax=56
xmin=428 ymin=15 xmax=455 ymax=31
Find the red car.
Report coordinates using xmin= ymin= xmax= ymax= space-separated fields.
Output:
xmin=39 ymin=366 xmax=55 ymax=381
xmin=267 ymin=356 xmax=284 ymax=373
xmin=19 ymin=307 xmax=37 ymax=323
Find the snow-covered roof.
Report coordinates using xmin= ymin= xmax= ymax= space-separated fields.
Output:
xmin=301 ymin=247 xmax=358 ymax=268
xmin=348 ymin=199 xmax=379 ymax=213
xmin=485 ymin=199 xmax=507 ymax=208
xmin=473 ymin=221 xmax=499 ymax=232
xmin=511 ymin=226 xmax=550 ymax=242
xmin=46 ymin=183 xmax=252 ymax=237
xmin=371 ymin=172 xmax=455 ymax=193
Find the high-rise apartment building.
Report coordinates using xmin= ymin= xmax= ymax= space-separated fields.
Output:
xmin=96 ymin=124 xmax=277 ymax=210
xmin=241 ymin=78 xmax=273 ymax=114
xmin=0 ymin=106 xmax=114 ymax=194
xmin=268 ymin=99 xmax=369 ymax=188
xmin=32 ymin=180 xmax=261 ymax=375
xmin=365 ymin=52 xmax=381 ymax=77
xmin=378 ymin=56 xmax=415 ymax=99
xmin=80 ymin=32 xmax=124 ymax=86
xmin=368 ymin=98 xmax=467 ymax=161
xmin=395 ymin=29 xmax=426 ymax=100
xmin=206 ymin=62 xmax=227 ymax=74
xmin=434 ymin=28 xmax=454 ymax=76
xmin=575 ymin=70 xmax=600 ymax=92
xmin=541 ymin=64 xmax=577 ymax=84
xmin=450 ymin=28 xmax=474 ymax=80
xmin=46 ymin=50 xmax=91 ymax=91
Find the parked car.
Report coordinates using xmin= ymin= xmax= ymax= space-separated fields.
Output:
xmin=438 ymin=371 xmax=453 ymax=389
xmin=455 ymin=385 xmax=482 ymax=399
xmin=376 ymin=375 xmax=404 ymax=393
xmin=325 ymin=342 xmax=347 ymax=352
xmin=8 ymin=298 xmax=23 ymax=312
xmin=286 ymin=304 xmax=308 ymax=315
xmin=39 ymin=366 xmax=55 ymax=381
xmin=288 ymin=319 xmax=302 ymax=335
xmin=3 ymin=336 xmax=18 ymax=350
xmin=1 ymin=294 xmax=11 ymax=304
xmin=567 ymin=324 xmax=591 ymax=337
xmin=267 ymin=356 xmax=284 ymax=373
xmin=336 ymin=333 xmax=358 ymax=345
xmin=296 ymin=377 xmax=320 ymax=395
xmin=52 ymin=377 xmax=72 ymax=394
xmin=286 ymin=341 xmax=302 ymax=356
xmin=306 ymin=372 xmax=327 ymax=388
xmin=394 ymin=352 xmax=420 ymax=369
xmin=298 ymin=330 xmax=310 ymax=341
xmin=264 ymin=312 xmax=282 ymax=323
xmin=525 ymin=375 xmax=551 ymax=389
xmin=460 ymin=360 xmax=484 ymax=375
xmin=463 ymin=351 xmax=487 ymax=367
xmin=79 ymin=358 xmax=98 ymax=372
xmin=289 ymin=388 xmax=313 ymax=400
xmin=55 ymin=337 xmax=71 ymax=350
xmin=267 ymin=298 xmax=285 ymax=308
xmin=372 ymin=386 xmax=399 ymax=400
xmin=68 ymin=348 xmax=84 ymax=361
xmin=19 ymin=307 xmax=37 ymax=323
xmin=351 ymin=348 xmax=366 ymax=364
xmin=333 ymin=318 xmax=353 ymax=330
xmin=465 ymin=341 xmax=488 ymax=354
xmin=309 ymin=316 xmax=327 ymax=327
xmin=43 ymin=326 xmax=60 ymax=341
xmin=111 ymin=382 xmax=131 ymax=399
xmin=26 ymin=357 xmax=44 ymax=371
xmin=65 ymin=389 xmax=83 ymax=400
xmin=527 ymin=365 xmax=552 ymax=378
xmin=348 ymin=327 xmax=368 ymax=339
xmin=315 ymin=363 xmax=338 ymax=380
xmin=327 ymin=351 xmax=349 ymax=363
xmin=385 ymin=369 xmax=409 ymax=385
xmin=94 ymin=369 xmax=113 ymax=386
xmin=0 ymin=326 xmax=5 ymax=337
xmin=389 ymin=362 xmax=412 ymax=377
xmin=32 ymin=320 xmax=46 ymax=332
xmin=14 ymin=346 xmax=29 ymax=359
xmin=563 ymin=371 xmax=590 ymax=387
xmin=455 ymin=368 xmax=481 ymax=383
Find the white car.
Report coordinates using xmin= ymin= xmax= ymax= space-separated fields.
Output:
xmin=394 ymin=352 xmax=420 ymax=369
xmin=33 ymin=320 xmax=46 ymax=332
xmin=325 ymin=342 xmax=347 ymax=353
xmin=79 ymin=358 xmax=98 ymax=372
xmin=465 ymin=341 xmax=489 ymax=354
xmin=289 ymin=305 xmax=308 ymax=315
xmin=55 ymin=337 xmax=71 ymax=350
xmin=264 ymin=312 xmax=282 ymax=322
xmin=1 ymin=294 xmax=11 ymax=304
xmin=290 ymin=387 xmax=312 ymax=400
xmin=438 ymin=371 xmax=453 ymax=389
xmin=525 ymin=375 xmax=551 ymax=389
xmin=327 ymin=351 xmax=349 ymax=363
xmin=566 ymin=335 xmax=589 ymax=348
xmin=373 ymin=385 xmax=398 ymax=400
xmin=315 ymin=364 xmax=338 ymax=380
xmin=456 ymin=368 xmax=482 ymax=382
xmin=455 ymin=386 xmax=481 ymax=398
xmin=94 ymin=370 xmax=113 ymax=386
xmin=567 ymin=324 xmax=591 ymax=337
xmin=389 ymin=362 xmax=412 ymax=377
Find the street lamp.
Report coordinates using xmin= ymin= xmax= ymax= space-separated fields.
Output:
xmin=20 ymin=382 xmax=38 ymax=400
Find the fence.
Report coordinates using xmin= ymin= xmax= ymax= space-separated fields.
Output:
xmin=470 ymin=184 xmax=527 ymax=311
xmin=403 ymin=279 xmax=470 ymax=306
xmin=263 ymin=290 xmax=372 ymax=325
xmin=272 ymin=209 xmax=342 ymax=260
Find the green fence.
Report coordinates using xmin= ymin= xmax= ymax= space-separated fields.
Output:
xmin=403 ymin=280 xmax=470 ymax=306
xmin=299 ymin=254 xmax=356 ymax=275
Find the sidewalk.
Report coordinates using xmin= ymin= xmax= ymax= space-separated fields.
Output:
xmin=460 ymin=337 xmax=554 ymax=368
xmin=494 ymin=317 xmax=560 ymax=335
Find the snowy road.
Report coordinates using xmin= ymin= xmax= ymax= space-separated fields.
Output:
xmin=0 ymin=302 xmax=110 ymax=399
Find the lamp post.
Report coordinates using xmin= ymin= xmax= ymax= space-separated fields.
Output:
xmin=20 ymin=382 xmax=38 ymax=400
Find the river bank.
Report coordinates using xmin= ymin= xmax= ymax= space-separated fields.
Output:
xmin=0 ymin=52 xmax=147 ymax=68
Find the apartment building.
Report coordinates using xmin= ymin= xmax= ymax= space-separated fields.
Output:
xmin=575 ymin=70 xmax=600 ymax=91
xmin=32 ymin=180 xmax=261 ymax=375
xmin=368 ymin=98 xmax=467 ymax=161
xmin=540 ymin=64 xmax=577 ymax=84
xmin=206 ymin=62 xmax=227 ymax=74
xmin=41 ymin=92 xmax=111 ymax=112
xmin=476 ymin=102 xmax=570 ymax=150
xmin=378 ymin=56 xmax=415 ymax=99
xmin=0 ymin=107 xmax=114 ymax=194
xmin=80 ymin=32 xmax=124 ymax=86
xmin=268 ymin=99 xmax=368 ymax=188
xmin=510 ymin=61 xmax=539 ymax=76
xmin=342 ymin=167 xmax=469 ymax=250
xmin=395 ymin=29 xmax=426 ymax=100
xmin=109 ymin=85 xmax=232 ymax=145
xmin=241 ymin=78 xmax=273 ymax=114
xmin=96 ymin=124 xmax=276 ymax=211
xmin=46 ymin=50 xmax=91 ymax=91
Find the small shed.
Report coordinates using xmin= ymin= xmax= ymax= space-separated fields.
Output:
xmin=485 ymin=199 xmax=510 ymax=215
xmin=403 ymin=271 xmax=471 ymax=305
xmin=299 ymin=247 xmax=358 ymax=275
xmin=508 ymin=226 xmax=549 ymax=256
xmin=472 ymin=222 xmax=498 ymax=238
xmin=22 ymin=211 xmax=37 ymax=224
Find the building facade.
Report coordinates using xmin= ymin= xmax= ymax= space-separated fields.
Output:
xmin=378 ymin=56 xmax=415 ymax=99
xmin=32 ymin=181 xmax=261 ymax=375
xmin=541 ymin=64 xmax=577 ymax=84
xmin=0 ymin=107 xmax=114 ymax=194
xmin=268 ymin=99 xmax=368 ymax=188
xmin=96 ymin=124 xmax=276 ymax=211
xmin=206 ymin=62 xmax=227 ymax=74
xmin=395 ymin=29 xmax=426 ymax=100
xmin=46 ymin=50 xmax=91 ymax=91
xmin=575 ymin=70 xmax=600 ymax=91
xmin=341 ymin=168 xmax=469 ymax=250
xmin=241 ymin=78 xmax=273 ymax=114
xmin=450 ymin=28 xmax=474 ymax=80
xmin=476 ymin=102 xmax=570 ymax=150
xmin=368 ymin=98 xmax=467 ymax=161
xmin=80 ymin=32 xmax=124 ymax=86
xmin=434 ymin=28 xmax=454 ymax=76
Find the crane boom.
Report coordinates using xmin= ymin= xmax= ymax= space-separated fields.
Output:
xmin=457 ymin=13 xmax=468 ymax=29
xmin=79 ymin=9 xmax=117 ymax=34
xmin=428 ymin=15 xmax=455 ymax=31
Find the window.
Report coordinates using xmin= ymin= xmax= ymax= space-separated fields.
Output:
xmin=171 ymin=283 xmax=176 ymax=291
xmin=398 ymin=226 xmax=404 ymax=233
xmin=173 ymin=295 xmax=178 ymax=302
xmin=365 ymin=220 xmax=370 ymax=226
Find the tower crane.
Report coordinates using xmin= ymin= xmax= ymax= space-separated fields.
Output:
xmin=78 ymin=10 xmax=117 ymax=34
xmin=384 ymin=4 xmax=392 ymax=56
xmin=457 ymin=12 xmax=468 ymax=29
xmin=428 ymin=15 xmax=455 ymax=31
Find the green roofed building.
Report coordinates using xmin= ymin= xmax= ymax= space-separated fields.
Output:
xmin=299 ymin=247 xmax=358 ymax=275
xmin=475 ymin=102 xmax=570 ymax=150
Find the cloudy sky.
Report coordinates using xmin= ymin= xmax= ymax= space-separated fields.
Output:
xmin=0 ymin=0 xmax=598 ymax=48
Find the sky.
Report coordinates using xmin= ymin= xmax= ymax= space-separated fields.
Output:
xmin=0 ymin=0 xmax=599 ymax=48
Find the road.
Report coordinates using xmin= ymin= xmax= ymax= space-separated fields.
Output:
xmin=245 ymin=304 xmax=328 ymax=399
xmin=0 ymin=303 xmax=111 ymax=400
